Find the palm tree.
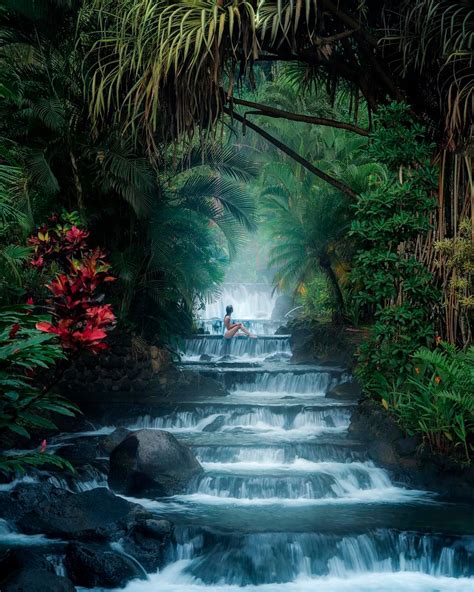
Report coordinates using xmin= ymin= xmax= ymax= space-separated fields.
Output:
xmin=261 ymin=162 xmax=349 ymax=317
xmin=249 ymin=72 xmax=385 ymax=318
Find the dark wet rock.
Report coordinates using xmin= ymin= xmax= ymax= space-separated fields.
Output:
xmin=109 ymin=429 xmax=203 ymax=496
xmin=199 ymin=353 xmax=213 ymax=361
xmin=0 ymin=549 xmax=54 ymax=579
xmin=102 ymin=427 xmax=131 ymax=454
xmin=326 ymin=380 xmax=361 ymax=400
xmin=350 ymin=398 xmax=474 ymax=502
xmin=0 ymin=483 xmax=151 ymax=541
xmin=202 ymin=415 xmax=226 ymax=432
xmin=288 ymin=320 xmax=316 ymax=364
xmin=150 ymin=346 xmax=172 ymax=374
xmin=1 ymin=569 xmax=76 ymax=592
xmin=137 ymin=518 xmax=172 ymax=537
xmin=395 ymin=435 xmax=420 ymax=457
xmin=157 ymin=368 xmax=227 ymax=399
xmin=121 ymin=518 xmax=172 ymax=572
xmin=64 ymin=542 xmax=145 ymax=588
xmin=57 ymin=438 xmax=100 ymax=463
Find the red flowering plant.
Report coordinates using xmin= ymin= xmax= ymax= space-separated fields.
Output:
xmin=28 ymin=211 xmax=89 ymax=270
xmin=28 ymin=212 xmax=116 ymax=354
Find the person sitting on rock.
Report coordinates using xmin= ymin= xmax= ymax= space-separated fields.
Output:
xmin=223 ymin=305 xmax=257 ymax=339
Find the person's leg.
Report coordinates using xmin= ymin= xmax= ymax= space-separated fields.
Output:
xmin=224 ymin=325 xmax=241 ymax=339
xmin=238 ymin=323 xmax=257 ymax=338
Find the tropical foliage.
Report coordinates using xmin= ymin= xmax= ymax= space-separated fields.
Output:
xmin=0 ymin=305 xmax=76 ymax=475
xmin=351 ymin=103 xmax=439 ymax=395
xmin=0 ymin=0 xmax=471 ymax=471
xmin=387 ymin=343 xmax=474 ymax=461
xmin=29 ymin=212 xmax=117 ymax=353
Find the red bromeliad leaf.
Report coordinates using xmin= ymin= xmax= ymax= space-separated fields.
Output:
xmin=36 ymin=321 xmax=56 ymax=333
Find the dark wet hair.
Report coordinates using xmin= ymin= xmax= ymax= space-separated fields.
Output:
xmin=225 ymin=305 xmax=233 ymax=315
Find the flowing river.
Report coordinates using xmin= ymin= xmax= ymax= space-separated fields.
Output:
xmin=2 ymin=288 xmax=473 ymax=591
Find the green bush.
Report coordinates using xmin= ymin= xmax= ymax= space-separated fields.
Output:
xmin=301 ymin=275 xmax=334 ymax=322
xmin=351 ymin=103 xmax=439 ymax=395
xmin=0 ymin=305 xmax=77 ymax=476
xmin=386 ymin=343 xmax=474 ymax=461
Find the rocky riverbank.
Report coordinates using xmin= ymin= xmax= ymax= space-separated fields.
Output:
xmin=349 ymin=398 xmax=474 ymax=503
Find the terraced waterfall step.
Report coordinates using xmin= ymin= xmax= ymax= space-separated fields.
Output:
xmin=48 ymin=329 xmax=474 ymax=590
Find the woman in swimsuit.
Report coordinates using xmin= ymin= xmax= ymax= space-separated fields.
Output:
xmin=223 ymin=305 xmax=257 ymax=339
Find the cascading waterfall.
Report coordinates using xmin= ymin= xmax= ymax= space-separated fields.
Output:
xmin=16 ymin=285 xmax=472 ymax=592
xmin=91 ymin=315 xmax=474 ymax=592
xmin=183 ymin=334 xmax=291 ymax=359
xmin=231 ymin=371 xmax=343 ymax=395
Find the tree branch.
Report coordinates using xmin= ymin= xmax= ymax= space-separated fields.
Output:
xmin=228 ymin=95 xmax=369 ymax=136
xmin=223 ymin=107 xmax=357 ymax=199
xmin=320 ymin=0 xmax=379 ymax=47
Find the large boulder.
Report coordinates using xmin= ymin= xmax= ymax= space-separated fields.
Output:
xmin=102 ymin=427 xmax=131 ymax=455
xmin=1 ymin=569 xmax=76 ymax=592
xmin=121 ymin=518 xmax=173 ymax=572
xmin=0 ymin=483 xmax=151 ymax=541
xmin=64 ymin=543 xmax=145 ymax=588
xmin=109 ymin=429 xmax=203 ymax=496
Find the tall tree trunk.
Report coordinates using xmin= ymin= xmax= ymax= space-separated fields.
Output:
xmin=69 ymin=150 xmax=85 ymax=217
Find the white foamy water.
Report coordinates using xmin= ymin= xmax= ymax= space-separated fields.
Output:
xmin=0 ymin=519 xmax=60 ymax=546
xmin=99 ymin=561 xmax=474 ymax=592
xmin=183 ymin=336 xmax=291 ymax=360
xmin=169 ymin=487 xmax=429 ymax=507
xmin=231 ymin=372 xmax=340 ymax=396
xmin=67 ymin=294 xmax=473 ymax=592
xmin=200 ymin=460 xmax=382 ymax=474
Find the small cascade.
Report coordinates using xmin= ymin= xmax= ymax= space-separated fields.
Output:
xmin=192 ymin=463 xmax=393 ymax=500
xmin=126 ymin=405 xmax=351 ymax=435
xmin=193 ymin=443 xmax=366 ymax=464
xmin=199 ymin=319 xmax=283 ymax=336
xmin=47 ymin=465 xmax=108 ymax=493
xmin=0 ymin=518 xmax=59 ymax=547
xmin=46 ymin=554 xmax=67 ymax=576
xmin=184 ymin=334 xmax=291 ymax=359
xmin=162 ymin=528 xmax=474 ymax=586
xmin=231 ymin=371 xmax=342 ymax=395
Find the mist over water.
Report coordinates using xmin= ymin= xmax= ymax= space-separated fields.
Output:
xmin=200 ymin=283 xmax=278 ymax=320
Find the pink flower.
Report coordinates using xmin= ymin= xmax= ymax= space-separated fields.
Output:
xmin=40 ymin=439 xmax=47 ymax=453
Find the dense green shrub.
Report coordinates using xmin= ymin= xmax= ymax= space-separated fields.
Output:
xmin=387 ymin=343 xmax=474 ymax=461
xmin=0 ymin=305 xmax=77 ymax=475
xmin=351 ymin=103 xmax=440 ymax=395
